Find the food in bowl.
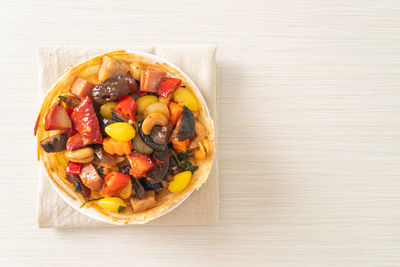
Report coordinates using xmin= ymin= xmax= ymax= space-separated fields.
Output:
xmin=34 ymin=51 xmax=214 ymax=224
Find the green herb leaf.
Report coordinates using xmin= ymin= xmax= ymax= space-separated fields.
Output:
xmin=182 ymin=160 xmax=198 ymax=173
xmin=96 ymin=167 xmax=104 ymax=176
xmin=80 ymin=197 xmax=104 ymax=208
xmin=58 ymin=95 xmax=67 ymax=101
xmin=177 ymin=150 xmax=191 ymax=161
xmin=118 ymin=206 xmax=126 ymax=213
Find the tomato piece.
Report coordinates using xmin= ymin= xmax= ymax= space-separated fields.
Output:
xmin=127 ymin=152 xmax=155 ymax=178
xmin=102 ymin=172 xmax=130 ymax=196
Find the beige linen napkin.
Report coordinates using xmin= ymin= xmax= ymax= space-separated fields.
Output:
xmin=36 ymin=45 xmax=218 ymax=228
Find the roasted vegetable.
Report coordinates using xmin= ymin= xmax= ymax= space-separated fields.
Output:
xmin=140 ymin=67 xmax=167 ymax=93
xmin=93 ymin=146 xmax=117 ymax=168
xmin=129 ymin=62 xmax=142 ymax=81
xmin=171 ymin=106 xmax=195 ymax=141
xmin=173 ymin=87 xmax=199 ymax=112
xmin=105 ymin=122 xmax=135 ymax=142
xmin=114 ymin=95 xmax=137 ymax=121
xmin=79 ymin=163 xmax=103 ymax=192
xmin=150 ymin=125 xmax=173 ymax=147
xmin=98 ymin=56 xmax=129 ymax=81
xmin=66 ymin=133 xmax=84 ymax=151
xmin=126 ymin=152 xmax=155 ymax=178
xmin=168 ymin=171 xmax=192 ymax=192
xmin=147 ymin=149 xmax=169 ymax=183
xmin=40 ymin=132 xmax=68 ymax=153
xmin=158 ymin=77 xmax=182 ymax=97
xmin=70 ymin=77 xmax=95 ymax=99
xmin=66 ymin=174 xmax=91 ymax=201
xmin=91 ymin=76 xmax=136 ymax=105
xmin=66 ymin=161 xmax=82 ymax=175
xmin=139 ymin=178 xmax=163 ymax=191
xmin=111 ymin=108 xmax=129 ymax=122
xmin=71 ymin=96 xmax=102 ymax=145
xmin=138 ymin=121 xmax=166 ymax=151
xmin=136 ymin=95 xmax=158 ymax=114
xmin=102 ymin=172 xmax=130 ymax=196
xmin=44 ymin=103 xmax=72 ymax=131
xmin=98 ymin=197 xmax=127 ymax=213
xmin=103 ymin=137 xmax=133 ymax=156
xmin=171 ymin=137 xmax=190 ymax=152
xmin=132 ymin=131 xmax=154 ymax=155
xmin=169 ymin=102 xmax=183 ymax=125
xmin=131 ymin=176 xmax=145 ymax=199
xmin=99 ymin=102 xmax=117 ymax=119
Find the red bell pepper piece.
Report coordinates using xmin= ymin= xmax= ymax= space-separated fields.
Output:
xmin=66 ymin=161 xmax=82 ymax=175
xmin=127 ymin=152 xmax=155 ymax=178
xmin=158 ymin=78 xmax=182 ymax=97
xmin=71 ymin=96 xmax=103 ymax=145
xmin=114 ymin=95 xmax=138 ymax=121
xmin=101 ymin=172 xmax=130 ymax=195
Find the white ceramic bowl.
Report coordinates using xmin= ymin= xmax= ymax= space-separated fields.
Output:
xmin=41 ymin=51 xmax=212 ymax=225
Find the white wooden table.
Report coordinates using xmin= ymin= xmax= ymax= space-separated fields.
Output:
xmin=1 ymin=1 xmax=400 ymax=266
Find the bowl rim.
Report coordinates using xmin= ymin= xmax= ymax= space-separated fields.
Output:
xmin=41 ymin=50 xmax=212 ymax=225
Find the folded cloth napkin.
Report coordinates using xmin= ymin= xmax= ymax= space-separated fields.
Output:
xmin=36 ymin=45 xmax=219 ymax=228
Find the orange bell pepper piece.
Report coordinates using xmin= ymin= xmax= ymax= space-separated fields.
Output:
xmin=171 ymin=138 xmax=190 ymax=152
xmin=169 ymin=102 xmax=184 ymax=125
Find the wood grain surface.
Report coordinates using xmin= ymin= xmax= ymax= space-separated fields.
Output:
xmin=1 ymin=0 xmax=400 ymax=266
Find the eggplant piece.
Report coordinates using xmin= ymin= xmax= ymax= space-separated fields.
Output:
xmin=138 ymin=121 xmax=166 ymax=151
xmin=91 ymin=76 xmax=136 ymax=105
xmin=147 ymin=149 xmax=169 ymax=183
xmin=66 ymin=174 xmax=91 ymax=201
xmin=131 ymin=176 xmax=145 ymax=199
xmin=171 ymin=106 xmax=195 ymax=141
xmin=111 ymin=108 xmax=129 ymax=122
xmin=139 ymin=178 xmax=163 ymax=191
xmin=105 ymin=75 xmax=137 ymax=91
xmin=93 ymin=146 xmax=116 ymax=168
xmin=150 ymin=125 xmax=173 ymax=146
xmin=40 ymin=132 xmax=68 ymax=153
